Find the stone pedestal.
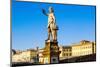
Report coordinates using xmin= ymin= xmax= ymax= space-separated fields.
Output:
xmin=43 ymin=40 xmax=60 ymax=64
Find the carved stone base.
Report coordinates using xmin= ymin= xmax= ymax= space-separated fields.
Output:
xmin=43 ymin=40 xmax=60 ymax=64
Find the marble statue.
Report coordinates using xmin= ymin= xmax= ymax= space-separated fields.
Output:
xmin=42 ymin=6 xmax=58 ymax=42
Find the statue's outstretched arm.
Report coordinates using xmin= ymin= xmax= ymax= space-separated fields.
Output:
xmin=42 ymin=8 xmax=48 ymax=16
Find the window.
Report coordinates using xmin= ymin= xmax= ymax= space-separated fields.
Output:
xmin=69 ymin=53 xmax=71 ymax=56
xmin=53 ymin=58 xmax=56 ymax=62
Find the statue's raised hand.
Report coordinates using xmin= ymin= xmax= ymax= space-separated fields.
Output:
xmin=42 ymin=9 xmax=45 ymax=14
xmin=42 ymin=8 xmax=48 ymax=16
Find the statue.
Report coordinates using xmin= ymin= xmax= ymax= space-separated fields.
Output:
xmin=42 ymin=6 xmax=58 ymax=42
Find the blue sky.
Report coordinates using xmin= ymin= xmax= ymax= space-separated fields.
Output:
xmin=12 ymin=0 xmax=96 ymax=50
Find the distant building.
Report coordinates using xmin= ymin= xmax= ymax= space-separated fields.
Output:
xmin=59 ymin=40 xmax=96 ymax=60
xmin=12 ymin=49 xmax=38 ymax=63
xmin=38 ymin=49 xmax=44 ymax=64
xmin=93 ymin=42 xmax=96 ymax=54
xmin=72 ymin=40 xmax=96 ymax=57
xmin=59 ymin=46 xmax=72 ymax=60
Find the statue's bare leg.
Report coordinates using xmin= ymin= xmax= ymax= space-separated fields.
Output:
xmin=46 ymin=28 xmax=51 ymax=41
xmin=52 ymin=29 xmax=57 ymax=41
xmin=51 ymin=29 xmax=55 ymax=41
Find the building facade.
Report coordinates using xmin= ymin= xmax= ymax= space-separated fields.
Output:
xmin=38 ymin=49 xmax=44 ymax=64
xmin=59 ymin=40 xmax=96 ymax=60
xmin=72 ymin=40 xmax=96 ymax=57
xmin=59 ymin=46 xmax=72 ymax=60
xmin=12 ymin=49 xmax=38 ymax=63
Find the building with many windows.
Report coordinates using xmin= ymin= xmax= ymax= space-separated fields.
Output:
xmin=12 ymin=49 xmax=38 ymax=63
xmin=59 ymin=46 xmax=72 ymax=60
xmin=72 ymin=40 xmax=96 ymax=57
xmin=59 ymin=40 xmax=96 ymax=60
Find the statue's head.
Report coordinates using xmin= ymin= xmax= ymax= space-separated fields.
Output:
xmin=49 ymin=6 xmax=54 ymax=13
